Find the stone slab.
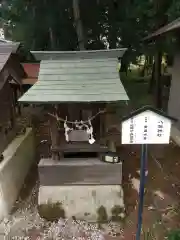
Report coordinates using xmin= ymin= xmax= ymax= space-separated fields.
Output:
xmin=38 ymin=158 xmax=122 ymax=185
xmin=38 ymin=185 xmax=125 ymax=222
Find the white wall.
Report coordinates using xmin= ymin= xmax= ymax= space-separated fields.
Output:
xmin=0 ymin=128 xmax=35 ymax=220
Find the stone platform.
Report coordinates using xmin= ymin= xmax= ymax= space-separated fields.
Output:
xmin=38 ymin=158 xmax=125 ymax=222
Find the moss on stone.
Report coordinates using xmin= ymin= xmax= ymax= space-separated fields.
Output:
xmin=38 ymin=201 xmax=66 ymax=222
xmin=84 ymin=212 xmax=90 ymax=216
xmin=111 ymin=205 xmax=124 ymax=222
xmin=97 ymin=205 xmax=108 ymax=223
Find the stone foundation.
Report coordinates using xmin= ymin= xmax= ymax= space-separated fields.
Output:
xmin=38 ymin=185 xmax=125 ymax=222
xmin=38 ymin=158 xmax=124 ymax=222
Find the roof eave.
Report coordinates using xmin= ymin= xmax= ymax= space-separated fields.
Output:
xmin=31 ymin=48 xmax=127 ymax=61
xmin=121 ymin=105 xmax=177 ymax=122
xmin=143 ymin=17 xmax=180 ymax=42
xmin=18 ymin=100 xmax=129 ymax=104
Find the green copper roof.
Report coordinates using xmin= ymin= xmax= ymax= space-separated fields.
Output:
xmin=31 ymin=48 xmax=127 ymax=61
xmin=19 ymin=57 xmax=129 ymax=103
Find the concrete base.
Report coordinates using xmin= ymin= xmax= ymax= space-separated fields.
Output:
xmin=0 ymin=128 xmax=35 ymax=220
xmin=38 ymin=158 xmax=122 ymax=185
xmin=38 ymin=185 xmax=125 ymax=222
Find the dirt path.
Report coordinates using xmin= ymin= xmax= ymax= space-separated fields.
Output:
xmin=119 ymin=143 xmax=180 ymax=239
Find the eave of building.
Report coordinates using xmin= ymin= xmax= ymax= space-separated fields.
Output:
xmin=19 ymin=49 xmax=129 ymax=104
xmin=143 ymin=17 xmax=180 ymax=41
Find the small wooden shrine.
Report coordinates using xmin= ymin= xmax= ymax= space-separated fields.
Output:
xmin=20 ymin=49 xmax=128 ymax=159
xmin=19 ymin=49 xmax=129 ymax=221
xmin=0 ymin=42 xmax=27 ymax=153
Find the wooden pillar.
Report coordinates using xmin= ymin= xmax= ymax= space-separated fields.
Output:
xmin=99 ymin=103 xmax=106 ymax=142
xmin=155 ymin=49 xmax=162 ymax=109
xmin=99 ymin=109 xmax=105 ymax=141
xmin=50 ymin=116 xmax=60 ymax=161
xmin=9 ymin=85 xmax=16 ymax=128
xmin=17 ymin=87 xmax=22 ymax=116
xmin=105 ymin=104 xmax=116 ymax=153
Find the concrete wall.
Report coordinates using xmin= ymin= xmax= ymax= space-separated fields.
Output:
xmin=0 ymin=128 xmax=35 ymax=220
xmin=168 ymin=53 xmax=180 ymax=129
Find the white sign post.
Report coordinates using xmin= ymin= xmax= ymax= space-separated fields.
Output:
xmin=121 ymin=109 xmax=172 ymax=145
xmin=121 ymin=106 xmax=175 ymax=240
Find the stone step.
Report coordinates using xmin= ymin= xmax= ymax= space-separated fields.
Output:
xmin=38 ymin=158 xmax=122 ymax=186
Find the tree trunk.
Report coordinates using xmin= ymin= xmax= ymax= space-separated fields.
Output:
xmin=154 ymin=51 xmax=162 ymax=109
xmin=120 ymin=55 xmax=128 ymax=75
xmin=148 ymin=61 xmax=155 ymax=93
xmin=152 ymin=0 xmax=171 ymax=108
xmin=43 ymin=0 xmax=56 ymax=50
xmin=49 ymin=26 xmax=56 ymax=50
xmin=148 ymin=55 xmax=153 ymax=75
xmin=108 ymin=1 xmax=118 ymax=49
xmin=73 ymin=0 xmax=85 ymax=50
xmin=140 ymin=56 xmax=148 ymax=77
xmin=31 ymin=6 xmax=36 ymax=50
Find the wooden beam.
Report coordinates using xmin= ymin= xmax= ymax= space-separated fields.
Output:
xmin=49 ymin=109 xmax=60 ymax=160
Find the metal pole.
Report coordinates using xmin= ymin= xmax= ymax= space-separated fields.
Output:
xmin=136 ymin=144 xmax=148 ymax=240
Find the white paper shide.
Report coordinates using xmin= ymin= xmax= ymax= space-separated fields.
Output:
xmin=121 ymin=110 xmax=172 ymax=144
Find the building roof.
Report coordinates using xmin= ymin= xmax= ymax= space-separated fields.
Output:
xmin=0 ymin=42 xmax=20 ymax=53
xmin=0 ymin=42 xmax=21 ymax=72
xmin=18 ymin=57 xmax=129 ymax=103
xmin=0 ymin=38 xmax=13 ymax=43
xmin=22 ymin=78 xmax=38 ymax=85
xmin=121 ymin=105 xmax=177 ymax=122
xmin=0 ymin=41 xmax=35 ymax=62
xmin=22 ymin=63 xmax=40 ymax=78
xmin=0 ymin=52 xmax=11 ymax=72
xmin=22 ymin=62 xmax=39 ymax=85
xmin=0 ymin=42 xmax=26 ymax=89
xmin=31 ymin=48 xmax=127 ymax=61
xmin=144 ymin=17 xmax=180 ymax=41
xmin=0 ymin=53 xmax=24 ymax=90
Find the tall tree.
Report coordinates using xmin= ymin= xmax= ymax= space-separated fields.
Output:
xmin=72 ymin=0 xmax=85 ymax=50
xmin=1 ymin=0 xmax=178 ymax=63
xmin=153 ymin=0 xmax=172 ymax=109
xmin=1 ymin=0 xmax=77 ymax=50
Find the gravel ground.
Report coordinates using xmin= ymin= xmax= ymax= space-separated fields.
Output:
xmin=0 ymin=164 xmax=123 ymax=240
xmin=0 ymin=204 xmax=122 ymax=239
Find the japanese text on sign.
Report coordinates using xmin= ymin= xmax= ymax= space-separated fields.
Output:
xmin=143 ymin=117 xmax=148 ymax=141
xmin=130 ymin=118 xmax=134 ymax=143
xmin=121 ymin=110 xmax=171 ymax=144
xmin=157 ymin=121 xmax=164 ymax=137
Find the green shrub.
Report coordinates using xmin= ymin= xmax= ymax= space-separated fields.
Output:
xmin=167 ymin=230 xmax=180 ymax=240
xmin=38 ymin=201 xmax=65 ymax=222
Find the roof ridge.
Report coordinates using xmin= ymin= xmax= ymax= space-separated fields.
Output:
xmin=144 ymin=17 xmax=180 ymax=40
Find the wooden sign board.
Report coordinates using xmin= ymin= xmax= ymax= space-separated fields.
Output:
xmin=121 ymin=109 xmax=172 ymax=145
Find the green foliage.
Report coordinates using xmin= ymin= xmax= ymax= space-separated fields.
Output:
xmin=0 ymin=0 xmax=179 ymax=60
xmin=111 ymin=205 xmax=124 ymax=222
xmin=1 ymin=0 xmax=77 ymax=50
xmin=167 ymin=0 xmax=180 ymax=21
xmin=167 ymin=230 xmax=180 ymax=240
